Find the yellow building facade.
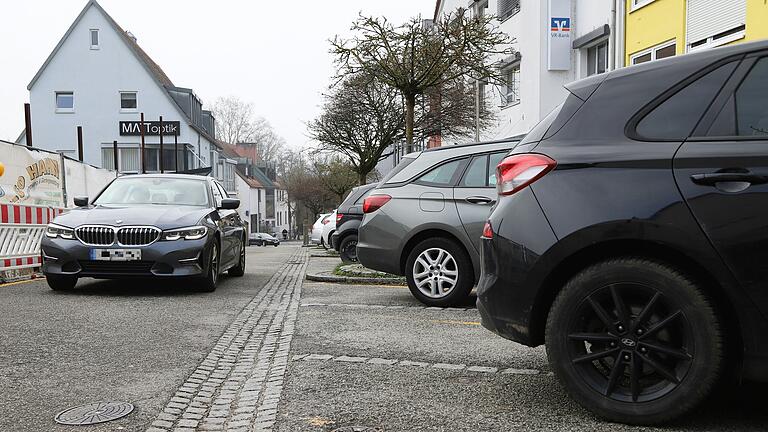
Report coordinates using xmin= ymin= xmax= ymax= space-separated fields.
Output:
xmin=624 ymin=0 xmax=768 ymax=67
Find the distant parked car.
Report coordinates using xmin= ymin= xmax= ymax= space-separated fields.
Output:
xmin=41 ymin=174 xmax=246 ymax=292
xmin=332 ymin=183 xmax=378 ymax=263
xmin=358 ymin=139 xmax=519 ymax=306
xmin=321 ymin=209 xmax=337 ymax=249
xmin=310 ymin=213 xmax=331 ymax=245
xmin=477 ymin=42 xmax=768 ymax=425
xmin=249 ymin=232 xmax=280 ymax=247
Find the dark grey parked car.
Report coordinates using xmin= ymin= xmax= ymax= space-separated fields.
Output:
xmin=357 ymin=140 xmax=518 ymax=306
xmin=41 ymin=174 xmax=247 ymax=292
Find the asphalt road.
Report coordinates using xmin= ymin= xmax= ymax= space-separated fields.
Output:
xmin=1 ymin=245 xmax=766 ymax=431
xmin=0 ymin=243 xmax=296 ymax=432
xmin=278 ymin=254 xmax=768 ymax=432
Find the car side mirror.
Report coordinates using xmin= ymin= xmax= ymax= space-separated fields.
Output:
xmin=73 ymin=196 xmax=89 ymax=207
xmin=219 ymin=198 xmax=240 ymax=210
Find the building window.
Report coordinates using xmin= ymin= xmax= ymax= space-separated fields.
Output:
xmin=688 ymin=25 xmax=746 ymax=52
xmin=120 ymin=92 xmax=137 ymax=111
xmin=497 ymin=0 xmax=520 ymax=21
xmin=586 ymin=40 xmax=608 ymax=76
xmin=90 ymin=29 xmax=99 ymax=49
xmin=471 ymin=0 xmax=488 ymax=18
xmin=630 ymin=41 xmax=676 ymax=65
xmin=631 ymin=0 xmax=657 ymax=11
xmin=503 ymin=65 xmax=520 ymax=106
xmin=55 ymin=92 xmax=74 ymax=112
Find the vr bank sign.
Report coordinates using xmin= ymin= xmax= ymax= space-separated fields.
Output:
xmin=548 ymin=0 xmax=571 ymax=71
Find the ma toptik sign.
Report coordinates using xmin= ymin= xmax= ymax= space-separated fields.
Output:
xmin=119 ymin=121 xmax=180 ymax=136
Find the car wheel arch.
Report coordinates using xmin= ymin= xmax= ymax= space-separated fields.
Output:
xmin=531 ymin=238 xmax=743 ymax=369
xmin=399 ymin=228 xmax=476 ymax=281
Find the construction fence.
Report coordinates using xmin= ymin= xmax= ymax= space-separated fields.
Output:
xmin=0 ymin=141 xmax=116 ymax=281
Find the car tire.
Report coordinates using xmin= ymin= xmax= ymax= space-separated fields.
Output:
xmin=46 ymin=274 xmax=77 ymax=291
xmin=545 ymin=258 xmax=722 ymax=425
xmin=228 ymin=239 xmax=246 ymax=277
xmin=198 ymin=241 xmax=220 ymax=292
xmin=339 ymin=235 xmax=359 ymax=263
xmin=320 ymin=237 xmax=327 ymax=249
xmin=405 ymin=237 xmax=474 ymax=307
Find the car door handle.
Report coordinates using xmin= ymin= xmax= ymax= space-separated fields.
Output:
xmin=690 ymin=172 xmax=768 ymax=186
xmin=465 ymin=196 xmax=494 ymax=205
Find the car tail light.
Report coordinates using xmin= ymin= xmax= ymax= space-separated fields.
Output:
xmin=496 ymin=154 xmax=557 ymax=196
xmin=363 ymin=194 xmax=391 ymax=213
xmin=482 ymin=221 xmax=493 ymax=239
xmin=336 ymin=213 xmax=343 ymax=223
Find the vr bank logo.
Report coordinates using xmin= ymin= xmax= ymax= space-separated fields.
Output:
xmin=551 ymin=17 xmax=570 ymax=32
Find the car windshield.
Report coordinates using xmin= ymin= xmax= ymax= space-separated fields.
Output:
xmin=95 ymin=177 xmax=209 ymax=207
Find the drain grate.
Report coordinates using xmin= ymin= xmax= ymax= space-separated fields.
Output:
xmin=54 ymin=401 xmax=134 ymax=425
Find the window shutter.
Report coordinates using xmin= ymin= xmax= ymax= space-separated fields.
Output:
xmin=687 ymin=0 xmax=746 ymax=45
xmin=497 ymin=0 xmax=520 ymax=20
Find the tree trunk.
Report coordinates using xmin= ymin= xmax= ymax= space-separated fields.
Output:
xmin=359 ymin=171 xmax=367 ymax=185
xmin=405 ymin=93 xmax=415 ymax=153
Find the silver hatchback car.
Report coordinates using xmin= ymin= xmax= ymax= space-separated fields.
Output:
xmin=358 ymin=139 xmax=518 ymax=306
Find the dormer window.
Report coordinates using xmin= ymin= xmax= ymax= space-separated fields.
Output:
xmin=90 ymin=29 xmax=99 ymax=49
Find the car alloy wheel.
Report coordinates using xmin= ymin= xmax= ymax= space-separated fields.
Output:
xmin=566 ymin=282 xmax=694 ymax=403
xmin=210 ymin=243 xmax=219 ymax=285
xmin=412 ymin=247 xmax=459 ymax=299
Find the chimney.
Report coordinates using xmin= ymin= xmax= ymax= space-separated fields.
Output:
xmin=125 ymin=31 xmax=137 ymax=43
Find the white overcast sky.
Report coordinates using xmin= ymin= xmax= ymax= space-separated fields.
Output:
xmin=0 ymin=0 xmax=434 ymax=148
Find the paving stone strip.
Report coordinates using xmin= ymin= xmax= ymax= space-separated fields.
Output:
xmin=146 ymin=247 xmax=307 ymax=432
xmin=290 ymin=353 xmax=546 ymax=376
xmin=300 ymin=302 xmax=475 ymax=312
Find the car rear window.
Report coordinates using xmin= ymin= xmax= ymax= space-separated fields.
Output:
xmin=634 ymin=60 xmax=738 ymax=140
xmin=380 ymin=153 xmax=418 ymax=184
xmin=519 ymin=93 xmax=585 ymax=145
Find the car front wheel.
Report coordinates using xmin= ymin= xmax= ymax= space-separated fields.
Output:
xmin=405 ymin=237 xmax=473 ymax=307
xmin=47 ymin=274 xmax=77 ymax=291
xmin=545 ymin=258 xmax=722 ymax=425
xmin=198 ymin=241 xmax=220 ymax=292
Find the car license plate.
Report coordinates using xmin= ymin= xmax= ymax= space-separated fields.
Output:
xmin=90 ymin=249 xmax=141 ymax=261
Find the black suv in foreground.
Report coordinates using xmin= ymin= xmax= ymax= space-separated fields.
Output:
xmin=332 ymin=183 xmax=377 ymax=263
xmin=478 ymin=41 xmax=768 ymax=424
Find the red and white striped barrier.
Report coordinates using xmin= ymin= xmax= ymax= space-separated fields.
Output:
xmin=0 ymin=203 xmax=65 ymax=270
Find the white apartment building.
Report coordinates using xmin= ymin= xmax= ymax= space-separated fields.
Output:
xmin=434 ymin=0 xmax=625 ymax=140
xmin=18 ymin=0 xmax=237 ymax=191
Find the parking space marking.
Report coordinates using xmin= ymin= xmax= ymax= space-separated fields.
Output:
xmin=300 ymin=302 xmax=476 ymax=311
xmin=430 ymin=319 xmax=481 ymax=326
xmin=292 ymin=352 xmax=544 ymax=376
xmin=145 ymin=246 xmax=307 ymax=432
xmin=0 ymin=278 xmax=39 ymax=288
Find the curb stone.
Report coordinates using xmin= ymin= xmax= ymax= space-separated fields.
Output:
xmin=305 ymin=272 xmax=406 ymax=286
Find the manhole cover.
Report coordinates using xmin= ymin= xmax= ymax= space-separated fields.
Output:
xmin=331 ymin=427 xmax=379 ymax=432
xmin=54 ymin=401 xmax=134 ymax=425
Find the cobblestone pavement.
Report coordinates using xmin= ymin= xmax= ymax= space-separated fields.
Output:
xmin=146 ymin=247 xmax=307 ymax=432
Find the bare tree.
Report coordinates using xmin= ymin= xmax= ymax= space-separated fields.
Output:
xmin=331 ymin=9 xmax=513 ymax=152
xmin=248 ymin=118 xmax=286 ymax=163
xmin=212 ymin=96 xmax=258 ymax=144
xmin=312 ymin=155 xmax=360 ymax=202
xmin=308 ymin=74 xmax=402 ymax=185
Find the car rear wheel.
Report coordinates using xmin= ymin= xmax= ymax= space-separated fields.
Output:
xmin=198 ymin=241 xmax=220 ymax=292
xmin=47 ymin=274 xmax=77 ymax=291
xmin=405 ymin=238 xmax=473 ymax=307
xmin=339 ymin=235 xmax=358 ymax=263
xmin=228 ymin=239 xmax=246 ymax=277
xmin=545 ymin=258 xmax=722 ymax=425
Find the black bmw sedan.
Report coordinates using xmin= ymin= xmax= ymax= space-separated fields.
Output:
xmin=477 ymin=40 xmax=768 ymax=424
xmin=42 ymin=174 xmax=246 ymax=292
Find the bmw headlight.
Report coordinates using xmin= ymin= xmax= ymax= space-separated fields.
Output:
xmin=162 ymin=226 xmax=208 ymax=241
xmin=45 ymin=223 xmax=74 ymax=239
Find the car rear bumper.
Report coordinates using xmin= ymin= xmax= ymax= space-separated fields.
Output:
xmin=476 ymin=188 xmax=559 ymax=347
xmin=41 ymin=235 xmax=211 ymax=278
xmin=357 ymin=212 xmax=402 ymax=276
